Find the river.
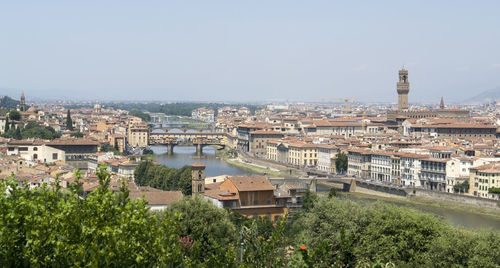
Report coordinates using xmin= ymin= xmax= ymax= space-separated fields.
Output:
xmin=344 ymin=194 xmax=500 ymax=231
xmin=151 ymin=146 xmax=500 ymax=230
xmin=151 ymin=145 xmax=249 ymax=177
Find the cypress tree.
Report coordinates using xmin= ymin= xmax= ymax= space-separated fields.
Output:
xmin=4 ymin=116 xmax=9 ymax=132
xmin=66 ymin=110 xmax=73 ymax=131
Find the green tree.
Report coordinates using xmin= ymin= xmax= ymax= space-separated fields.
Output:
xmin=129 ymin=109 xmax=151 ymax=122
xmin=4 ymin=116 xmax=9 ymax=132
xmin=8 ymin=110 xmax=21 ymax=121
xmin=70 ymin=132 xmax=83 ymax=138
xmin=328 ymin=187 xmax=337 ymax=198
xmin=0 ymin=166 xmax=188 ymax=266
xmin=335 ymin=152 xmax=348 ymax=174
xmin=166 ymin=195 xmax=237 ymax=262
xmin=301 ymin=189 xmax=318 ymax=211
xmin=66 ymin=109 xmax=73 ymax=131
xmin=13 ymin=127 xmax=22 ymax=140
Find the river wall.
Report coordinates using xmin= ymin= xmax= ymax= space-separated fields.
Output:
xmin=355 ymin=180 xmax=408 ymax=197
xmin=409 ymin=189 xmax=500 ymax=210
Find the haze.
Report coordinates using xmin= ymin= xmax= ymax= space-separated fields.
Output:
xmin=1 ymin=1 xmax=499 ymax=103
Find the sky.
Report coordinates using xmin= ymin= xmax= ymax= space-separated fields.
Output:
xmin=1 ymin=1 xmax=499 ymax=103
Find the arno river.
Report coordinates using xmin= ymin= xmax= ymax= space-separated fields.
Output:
xmin=151 ymin=145 xmax=500 ymax=231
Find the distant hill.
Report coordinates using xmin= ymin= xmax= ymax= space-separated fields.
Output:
xmin=467 ymin=87 xmax=500 ymax=103
xmin=0 ymin=96 xmax=20 ymax=109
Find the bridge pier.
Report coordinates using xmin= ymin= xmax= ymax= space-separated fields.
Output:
xmin=195 ymin=143 xmax=203 ymax=156
xmin=167 ymin=144 xmax=175 ymax=154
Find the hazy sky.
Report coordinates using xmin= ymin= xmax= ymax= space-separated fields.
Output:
xmin=1 ymin=1 xmax=499 ymax=103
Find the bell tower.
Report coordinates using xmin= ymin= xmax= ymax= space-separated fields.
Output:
xmin=191 ymin=163 xmax=206 ymax=194
xmin=397 ymin=67 xmax=410 ymax=110
xmin=20 ymin=91 xmax=26 ymax=112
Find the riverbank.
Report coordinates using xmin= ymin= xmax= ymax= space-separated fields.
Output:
xmin=342 ymin=191 xmax=500 ymax=229
xmin=216 ymin=149 xmax=288 ymax=177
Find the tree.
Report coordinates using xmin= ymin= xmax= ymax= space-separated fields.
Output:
xmin=129 ymin=109 xmax=151 ymax=122
xmin=13 ymin=127 xmax=22 ymax=140
xmin=301 ymin=189 xmax=318 ymax=211
xmin=8 ymin=110 xmax=21 ymax=121
xmin=4 ymin=116 xmax=8 ymax=132
xmin=66 ymin=110 xmax=73 ymax=131
xmin=70 ymin=132 xmax=83 ymax=138
xmin=166 ymin=195 xmax=237 ymax=262
xmin=335 ymin=152 xmax=348 ymax=174
xmin=328 ymin=187 xmax=337 ymax=198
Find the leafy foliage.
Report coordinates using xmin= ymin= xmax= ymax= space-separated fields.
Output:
xmin=290 ymin=197 xmax=500 ymax=267
xmin=0 ymin=167 xmax=187 ymax=266
xmin=166 ymin=196 xmax=237 ymax=262
xmin=129 ymin=109 xmax=151 ymax=122
xmin=335 ymin=152 xmax=348 ymax=174
xmin=134 ymin=160 xmax=193 ymax=195
xmin=108 ymin=102 xmax=261 ymax=117
xmin=8 ymin=110 xmax=21 ymax=121
xmin=66 ymin=110 xmax=73 ymax=131
xmin=70 ymin=132 xmax=84 ymax=138
xmin=2 ymin=122 xmax=61 ymax=140
xmin=454 ymin=180 xmax=470 ymax=194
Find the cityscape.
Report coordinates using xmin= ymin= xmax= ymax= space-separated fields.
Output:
xmin=1 ymin=1 xmax=500 ymax=267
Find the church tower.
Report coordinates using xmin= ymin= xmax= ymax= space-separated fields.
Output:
xmin=20 ymin=92 xmax=26 ymax=112
xmin=397 ymin=67 xmax=410 ymax=111
xmin=191 ymin=163 xmax=206 ymax=194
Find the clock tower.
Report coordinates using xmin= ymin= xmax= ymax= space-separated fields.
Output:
xmin=397 ymin=67 xmax=410 ymax=111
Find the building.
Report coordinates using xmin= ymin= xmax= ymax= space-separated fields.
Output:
xmin=470 ymin=162 xmax=500 ymax=200
xmin=203 ymin=176 xmax=288 ymax=221
xmin=386 ymin=68 xmax=470 ymax=122
xmin=316 ymin=144 xmax=338 ymax=173
xmin=128 ymin=121 xmax=149 ymax=148
xmin=370 ymin=151 xmax=392 ymax=183
xmin=6 ymin=139 xmax=65 ymax=164
xmin=248 ymin=130 xmax=283 ymax=157
xmin=19 ymin=92 xmax=26 ymax=112
xmin=397 ymin=67 xmax=409 ymax=111
xmin=129 ymin=188 xmax=183 ymax=210
xmin=46 ymin=138 xmax=99 ymax=170
xmin=192 ymin=163 xmax=206 ymax=194
xmin=347 ymin=148 xmax=371 ymax=179
xmin=191 ymin=107 xmax=215 ymax=123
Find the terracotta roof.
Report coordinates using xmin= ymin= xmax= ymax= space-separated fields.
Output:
xmin=48 ymin=138 xmax=99 ymax=146
xmin=249 ymin=130 xmax=283 ymax=135
xmin=129 ymin=190 xmax=183 ymax=205
xmin=228 ymin=176 xmax=275 ymax=192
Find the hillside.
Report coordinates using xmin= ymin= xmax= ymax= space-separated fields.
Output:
xmin=467 ymin=87 xmax=500 ymax=103
xmin=0 ymin=96 xmax=20 ymax=109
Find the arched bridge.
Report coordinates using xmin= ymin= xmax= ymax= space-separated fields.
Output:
xmin=149 ymin=132 xmax=226 ymax=154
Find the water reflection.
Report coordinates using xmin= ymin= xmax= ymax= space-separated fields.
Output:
xmin=151 ymin=145 xmax=250 ymax=177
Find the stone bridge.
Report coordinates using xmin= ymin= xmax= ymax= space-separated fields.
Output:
xmin=149 ymin=132 xmax=226 ymax=155
xmin=268 ymin=177 xmax=356 ymax=193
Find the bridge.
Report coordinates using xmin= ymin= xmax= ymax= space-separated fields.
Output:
xmin=149 ymin=132 xmax=226 ymax=155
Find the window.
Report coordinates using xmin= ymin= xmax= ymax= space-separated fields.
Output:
xmin=33 ymin=154 xmax=38 ymax=160
xmin=197 ymin=184 xmax=202 ymax=192
xmin=33 ymin=147 xmax=38 ymax=151
xmin=253 ymin=200 xmax=258 ymax=205
xmin=241 ymin=200 xmax=246 ymax=206
xmin=52 ymin=153 xmax=58 ymax=160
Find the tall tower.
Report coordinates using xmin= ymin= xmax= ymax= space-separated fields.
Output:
xmin=397 ymin=67 xmax=410 ymax=111
xmin=440 ymin=97 xmax=445 ymax=109
xmin=20 ymin=92 xmax=26 ymax=112
xmin=191 ymin=163 xmax=206 ymax=194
